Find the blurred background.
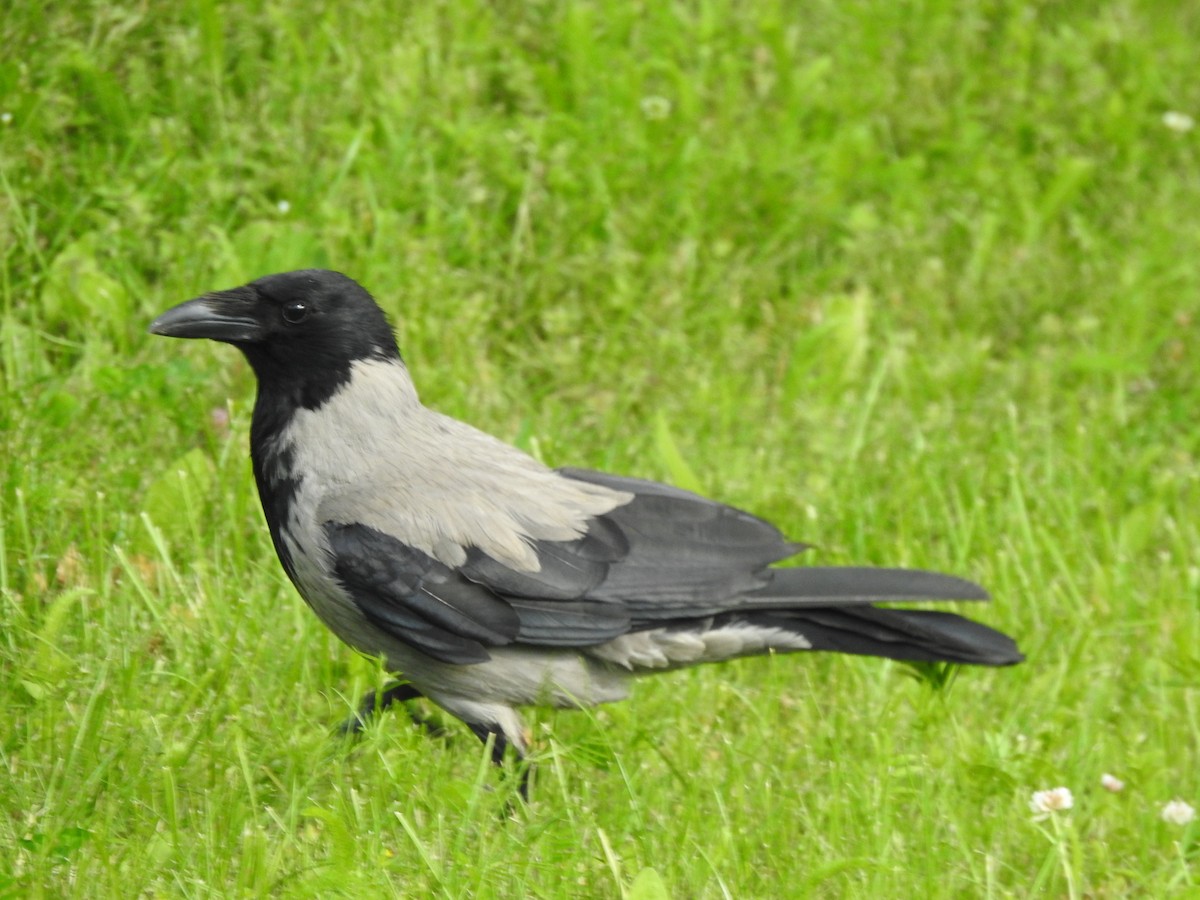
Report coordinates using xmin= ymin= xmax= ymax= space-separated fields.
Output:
xmin=2 ymin=1 xmax=1197 ymax=895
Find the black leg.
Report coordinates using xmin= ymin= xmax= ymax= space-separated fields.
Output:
xmin=467 ymin=721 xmax=532 ymax=801
xmin=339 ymin=681 xmax=446 ymax=736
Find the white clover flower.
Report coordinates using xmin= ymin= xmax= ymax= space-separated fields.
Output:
xmin=277 ymin=199 xmax=291 ymax=214
xmin=0 ymin=112 xmax=11 ymax=125
xmin=1030 ymin=787 xmax=1074 ymax=819
xmin=1100 ymin=773 xmax=1124 ymax=793
xmin=639 ymin=95 xmax=672 ymax=121
xmin=1163 ymin=111 xmax=1195 ymax=133
xmin=1161 ymin=799 xmax=1196 ymax=826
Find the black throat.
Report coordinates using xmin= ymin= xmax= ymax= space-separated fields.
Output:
xmin=240 ymin=342 xmax=361 ymax=414
xmin=248 ymin=381 xmax=306 ymax=584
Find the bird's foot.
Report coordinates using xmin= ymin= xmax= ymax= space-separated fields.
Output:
xmin=338 ymin=681 xmax=447 ymax=737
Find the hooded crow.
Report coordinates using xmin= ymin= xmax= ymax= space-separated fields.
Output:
xmin=150 ymin=269 xmax=1022 ymax=779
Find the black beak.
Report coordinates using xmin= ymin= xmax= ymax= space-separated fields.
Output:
xmin=149 ymin=287 xmax=263 ymax=343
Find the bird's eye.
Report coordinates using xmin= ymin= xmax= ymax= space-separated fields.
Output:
xmin=282 ymin=301 xmax=310 ymax=324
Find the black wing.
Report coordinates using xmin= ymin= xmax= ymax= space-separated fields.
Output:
xmin=326 ymin=521 xmax=631 ymax=664
xmin=327 ymin=522 xmax=518 ymax=664
xmin=327 ymin=469 xmax=992 ymax=664
xmin=558 ymin=468 xmax=803 ymax=619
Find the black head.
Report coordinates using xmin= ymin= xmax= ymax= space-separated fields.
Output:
xmin=150 ymin=269 xmax=400 ymax=407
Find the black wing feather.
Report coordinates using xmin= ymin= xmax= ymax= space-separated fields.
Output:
xmin=326 ymin=521 xmax=633 ymax=659
xmin=505 ymin=598 xmax=632 ymax=645
xmin=558 ymin=468 xmax=803 ymax=616
xmin=326 ymin=522 xmax=519 ymax=664
xmin=459 ymin=515 xmax=627 ymax=600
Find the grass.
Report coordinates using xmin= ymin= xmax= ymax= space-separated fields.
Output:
xmin=2 ymin=0 xmax=1199 ymax=895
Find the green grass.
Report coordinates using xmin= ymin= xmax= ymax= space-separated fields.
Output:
xmin=3 ymin=0 xmax=1199 ymax=895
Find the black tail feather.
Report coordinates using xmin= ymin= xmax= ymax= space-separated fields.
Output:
xmin=751 ymin=566 xmax=990 ymax=605
xmin=734 ymin=606 xmax=1023 ymax=666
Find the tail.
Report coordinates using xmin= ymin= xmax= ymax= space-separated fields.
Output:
xmin=740 ymin=565 xmax=1023 ymax=666
xmin=737 ymin=607 xmax=1023 ymax=665
xmin=750 ymin=565 xmax=991 ymax=604
xmin=588 ymin=565 xmax=1022 ymax=671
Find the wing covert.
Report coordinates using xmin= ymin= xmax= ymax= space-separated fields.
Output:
xmin=326 ymin=522 xmax=519 ymax=664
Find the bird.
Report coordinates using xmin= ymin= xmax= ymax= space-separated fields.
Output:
xmin=149 ymin=269 xmax=1022 ymax=788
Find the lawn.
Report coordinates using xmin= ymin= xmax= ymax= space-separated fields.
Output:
xmin=2 ymin=0 xmax=1198 ymax=896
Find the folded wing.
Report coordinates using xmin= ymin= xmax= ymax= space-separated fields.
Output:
xmin=325 ymin=468 xmax=1012 ymax=667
